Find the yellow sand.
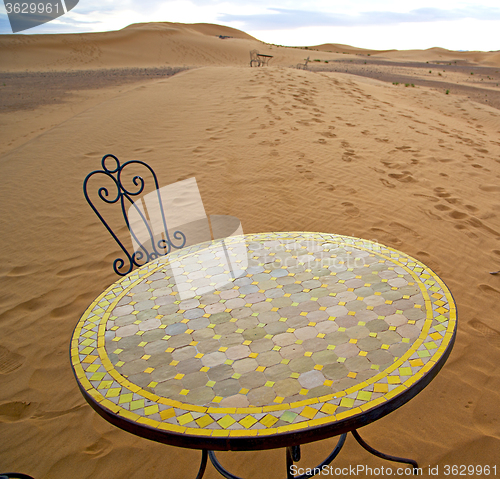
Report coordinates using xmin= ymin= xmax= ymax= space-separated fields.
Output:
xmin=1 ymin=22 xmax=500 ymax=479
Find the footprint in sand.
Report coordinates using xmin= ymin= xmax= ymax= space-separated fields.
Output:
xmin=84 ymin=437 xmax=113 ymax=458
xmin=342 ymin=151 xmax=356 ymax=162
xmin=388 ymin=171 xmax=416 ymax=183
xmin=435 ymin=204 xmax=451 ymax=211
xmin=434 ymin=187 xmax=452 ymax=198
xmin=389 ymin=221 xmax=421 ymax=238
xmin=0 ymin=401 xmax=37 ymax=422
xmin=0 ymin=345 xmax=25 ymax=374
xmin=380 ymin=178 xmax=396 ymax=188
xmin=470 ymin=319 xmax=500 ymax=347
xmin=318 ymin=181 xmax=335 ymax=191
xmin=454 ymin=223 xmax=478 ymax=238
xmin=341 ymin=202 xmax=360 ymax=217
xmin=449 ymin=210 xmax=469 ymax=220
xmin=465 ymin=205 xmax=479 ymax=212
xmin=479 ymin=185 xmax=500 ymax=193
xmin=319 ymin=131 xmax=337 ymax=139
xmin=370 ymin=227 xmax=402 ymax=246
xmin=295 ymin=164 xmax=314 ymax=179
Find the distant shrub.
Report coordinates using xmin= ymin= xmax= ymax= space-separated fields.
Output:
xmin=393 ymin=82 xmax=399 ymax=85
xmin=446 ymin=90 xmax=450 ymax=94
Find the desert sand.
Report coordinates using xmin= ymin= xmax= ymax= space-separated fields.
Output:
xmin=0 ymin=22 xmax=499 ymax=479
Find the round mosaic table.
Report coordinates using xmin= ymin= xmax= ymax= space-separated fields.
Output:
xmin=71 ymin=232 xmax=456 ymax=476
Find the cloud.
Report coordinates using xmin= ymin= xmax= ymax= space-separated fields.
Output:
xmin=219 ymin=6 xmax=500 ymax=30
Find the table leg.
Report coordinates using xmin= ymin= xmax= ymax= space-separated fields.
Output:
xmin=289 ymin=434 xmax=347 ymax=479
xmin=208 ymin=451 xmax=244 ymax=479
xmin=351 ymin=430 xmax=419 ymax=471
xmin=286 ymin=446 xmax=301 ymax=478
xmin=196 ymin=450 xmax=208 ymax=479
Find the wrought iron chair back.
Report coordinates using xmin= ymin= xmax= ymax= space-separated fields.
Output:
xmin=249 ymin=49 xmax=260 ymax=67
xmin=83 ymin=154 xmax=186 ymax=276
xmin=297 ymin=56 xmax=310 ymax=70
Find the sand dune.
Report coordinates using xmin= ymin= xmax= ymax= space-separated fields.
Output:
xmin=312 ymin=43 xmax=500 ymax=67
xmin=313 ymin=42 xmax=397 ymax=55
xmin=0 ymin=22 xmax=262 ymax=71
xmin=1 ymin=21 xmax=500 ymax=479
xmin=2 ymin=22 xmax=500 ymax=72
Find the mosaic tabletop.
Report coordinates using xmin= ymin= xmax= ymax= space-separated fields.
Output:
xmin=71 ymin=232 xmax=457 ymax=449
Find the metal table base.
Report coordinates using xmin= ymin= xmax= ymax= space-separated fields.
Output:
xmin=195 ymin=429 xmax=419 ymax=478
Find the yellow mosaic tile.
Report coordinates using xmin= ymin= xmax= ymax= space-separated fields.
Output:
xmin=218 ymin=415 xmax=236 ymax=429
xmin=260 ymin=414 xmax=278 ymax=428
xmin=240 ymin=415 xmax=258 ymax=428
xmin=300 ymin=406 xmax=318 ymax=419
xmin=195 ymin=415 xmax=214 ymax=428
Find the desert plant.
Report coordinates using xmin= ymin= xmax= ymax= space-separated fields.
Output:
xmin=446 ymin=90 xmax=450 ymax=94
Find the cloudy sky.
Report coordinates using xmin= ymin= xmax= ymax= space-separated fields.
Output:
xmin=1 ymin=0 xmax=500 ymax=51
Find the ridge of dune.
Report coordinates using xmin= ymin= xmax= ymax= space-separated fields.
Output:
xmin=121 ymin=21 xmax=257 ymax=40
xmin=312 ymin=43 xmax=397 ymax=55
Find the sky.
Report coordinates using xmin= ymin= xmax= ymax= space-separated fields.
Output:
xmin=1 ymin=0 xmax=500 ymax=51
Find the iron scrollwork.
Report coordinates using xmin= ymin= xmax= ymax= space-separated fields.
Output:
xmin=83 ymin=154 xmax=186 ymax=275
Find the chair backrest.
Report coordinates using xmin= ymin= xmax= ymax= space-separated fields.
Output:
xmin=84 ymin=154 xmax=246 ymax=277
xmin=250 ymin=49 xmax=259 ymax=61
xmin=83 ymin=154 xmax=187 ymax=276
